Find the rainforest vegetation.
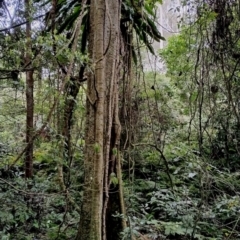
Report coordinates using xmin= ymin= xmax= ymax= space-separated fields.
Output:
xmin=0 ymin=0 xmax=240 ymax=239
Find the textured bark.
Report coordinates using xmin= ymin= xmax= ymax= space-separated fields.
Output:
xmin=76 ymin=0 xmax=105 ymax=239
xmin=25 ymin=0 xmax=34 ymax=178
xmin=76 ymin=0 xmax=124 ymax=239
xmin=103 ymin=1 xmax=123 ymax=239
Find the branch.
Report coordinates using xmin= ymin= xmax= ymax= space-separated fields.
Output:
xmin=0 ymin=14 xmax=45 ymax=33
xmin=0 ymin=177 xmax=64 ymax=196
xmin=132 ymin=143 xmax=174 ymax=189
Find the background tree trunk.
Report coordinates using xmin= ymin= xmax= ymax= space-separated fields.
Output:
xmin=25 ymin=0 xmax=34 ymax=178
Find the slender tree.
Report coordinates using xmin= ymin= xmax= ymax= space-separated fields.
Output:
xmin=25 ymin=0 xmax=34 ymax=178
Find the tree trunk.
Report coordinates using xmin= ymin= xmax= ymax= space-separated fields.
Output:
xmin=76 ymin=0 xmax=105 ymax=239
xmin=61 ymin=65 xmax=85 ymax=187
xmin=25 ymin=0 xmax=34 ymax=178
xmin=103 ymin=0 xmax=124 ymax=239
xmin=76 ymin=0 xmax=124 ymax=239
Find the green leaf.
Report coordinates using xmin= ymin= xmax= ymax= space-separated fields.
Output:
xmin=112 ymin=147 xmax=118 ymax=155
xmin=110 ymin=172 xmax=119 ymax=186
xmin=93 ymin=143 xmax=100 ymax=153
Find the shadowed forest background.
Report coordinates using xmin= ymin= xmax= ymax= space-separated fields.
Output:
xmin=0 ymin=0 xmax=240 ymax=239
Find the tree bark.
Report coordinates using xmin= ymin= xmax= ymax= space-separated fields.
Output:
xmin=76 ymin=0 xmax=124 ymax=239
xmin=25 ymin=0 xmax=34 ymax=178
xmin=76 ymin=0 xmax=105 ymax=239
xmin=102 ymin=1 xmax=123 ymax=239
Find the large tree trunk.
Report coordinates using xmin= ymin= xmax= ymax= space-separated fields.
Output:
xmin=76 ymin=0 xmax=124 ymax=239
xmin=25 ymin=0 xmax=34 ymax=178
xmin=102 ymin=0 xmax=125 ymax=239
xmin=76 ymin=0 xmax=105 ymax=239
